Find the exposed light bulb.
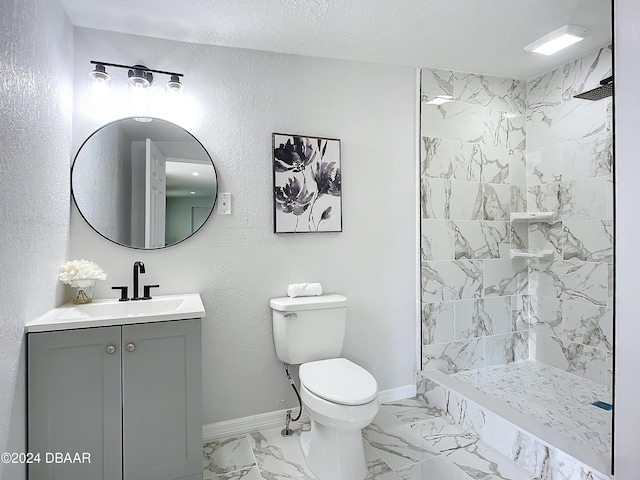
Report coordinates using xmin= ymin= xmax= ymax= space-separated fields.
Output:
xmin=166 ymin=75 xmax=184 ymax=111
xmin=128 ymin=66 xmax=152 ymax=88
xmin=89 ymin=64 xmax=110 ymax=104
xmin=128 ymin=65 xmax=153 ymax=111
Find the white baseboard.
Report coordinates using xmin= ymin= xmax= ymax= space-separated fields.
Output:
xmin=202 ymin=384 xmax=416 ymax=441
xmin=378 ymin=384 xmax=417 ymax=404
xmin=203 ymin=407 xmax=309 ymax=441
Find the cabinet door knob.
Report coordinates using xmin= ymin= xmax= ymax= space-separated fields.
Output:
xmin=106 ymin=345 xmax=116 ymax=354
xmin=126 ymin=343 xmax=135 ymax=352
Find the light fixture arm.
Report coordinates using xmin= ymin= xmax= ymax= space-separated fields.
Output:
xmin=90 ymin=60 xmax=183 ymax=78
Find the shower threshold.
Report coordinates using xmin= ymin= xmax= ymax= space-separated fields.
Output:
xmin=418 ymin=360 xmax=611 ymax=479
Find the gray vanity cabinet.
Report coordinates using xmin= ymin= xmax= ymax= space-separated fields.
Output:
xmin=28 ymin=318 xmax=202 ymax=480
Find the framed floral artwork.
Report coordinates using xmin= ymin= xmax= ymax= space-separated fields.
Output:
xmin=272 ymin=133 xmax=342 ymax=233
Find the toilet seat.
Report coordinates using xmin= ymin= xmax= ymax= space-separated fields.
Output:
xmin=299 ymin=358 xmax=377 ymax=406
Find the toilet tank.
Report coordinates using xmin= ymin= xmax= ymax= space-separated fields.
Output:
xmin=270 ymin=294 xmax=347 ymax=365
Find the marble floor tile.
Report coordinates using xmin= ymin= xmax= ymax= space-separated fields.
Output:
xmin=203 ymin=394 xmax=551 ymax=480
xmin=247 ymin=426 xmax=315 ymax=479
xmin=203 ymin=435 xmax=257 ymax=478
xmin=446 ymin=441 xmax=534 ymax=480
xmin=381 ymin=396 xmax=445 ymax=423
xmin=204 ymin=466 xmax=263 ymax=480
xmin=363 ymin=409 xmax=441 ymax=471
xmin=410 ymin=417 xmax=479 ymax=453
xmin=396 ymin=456 xmax=475 ymax=480
xmin=364 ymin=442 xmax=404 ymax=480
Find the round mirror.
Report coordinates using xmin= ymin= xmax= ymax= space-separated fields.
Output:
xmin=72 ymin=117 xmax=217 ymax=249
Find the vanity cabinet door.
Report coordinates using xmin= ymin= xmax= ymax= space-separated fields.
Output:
xmin=28 ymin=326 xmax=123 ymax=480
xmin=121 ymin=319 xmax=202 ymax=480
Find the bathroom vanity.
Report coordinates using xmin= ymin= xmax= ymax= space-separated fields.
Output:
xmin=25 ymin=294 xmax=205 ymax=480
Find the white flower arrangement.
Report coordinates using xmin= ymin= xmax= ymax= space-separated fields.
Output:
xmin=59 ymin=259 xmax=107 ymax=288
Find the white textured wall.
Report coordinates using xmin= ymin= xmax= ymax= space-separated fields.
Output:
xmin=70 ymin=28 xmax=417 ymax=423
xmin=614 ymin=0 xmax=640 ymax=476
xmin=0 ymin=0 xmax=73 ymax=478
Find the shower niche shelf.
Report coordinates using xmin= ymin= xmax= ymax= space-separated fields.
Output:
xmin=510 ymin=212 xmax=555 ymax=223
xmin=510 ymin=212 xmax=556 ymax=261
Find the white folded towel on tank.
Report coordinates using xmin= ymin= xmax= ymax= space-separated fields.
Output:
xmin=287 ymin=282 xmax=323 ymax=298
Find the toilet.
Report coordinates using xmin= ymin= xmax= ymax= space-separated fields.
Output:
xmin=270 ymin=294 xmax=379 ymax=480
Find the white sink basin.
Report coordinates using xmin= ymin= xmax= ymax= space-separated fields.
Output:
xmin=26 ymin=294 xmax=206 ymax=332
xmin=58 ymin=297 xmax=186 ymax=319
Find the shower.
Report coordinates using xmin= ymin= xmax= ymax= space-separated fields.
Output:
xmin=419 ymin=43 xmax=614 ymax=479
xmin=574 ymin=75 xmax=613 ymax=100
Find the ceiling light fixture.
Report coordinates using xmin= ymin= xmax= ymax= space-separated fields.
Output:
xmin=523 ymin=24 xmax=589 ymax=56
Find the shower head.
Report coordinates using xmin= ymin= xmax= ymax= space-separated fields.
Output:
xmin=573 ymin=76 xmax=613 ymax=101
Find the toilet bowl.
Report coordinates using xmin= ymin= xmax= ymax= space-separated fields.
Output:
xmin=270 ymin=295 xmax=379 ymax=480
xmin=298 ymin=357 xmax=379 ymax=480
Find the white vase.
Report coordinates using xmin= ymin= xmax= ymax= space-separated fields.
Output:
xmin=71 ymin=280 xmax=96 ymax=304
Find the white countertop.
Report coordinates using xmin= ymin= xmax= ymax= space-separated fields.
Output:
xmin=25 ymin=293 xmax=206 ymax=333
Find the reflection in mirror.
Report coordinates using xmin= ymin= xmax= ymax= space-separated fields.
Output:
xmin=72 ymin=118 xmax=217 ymax=249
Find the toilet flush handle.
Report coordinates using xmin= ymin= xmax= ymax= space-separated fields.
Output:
xmin=284 ymin=313 xmax=297 ymax=320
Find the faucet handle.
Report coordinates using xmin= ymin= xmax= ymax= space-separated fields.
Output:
xmin=112 ymin=286 xmax=129 ymax=301
xmin=142 ymin=284 xmax=160 ymax=300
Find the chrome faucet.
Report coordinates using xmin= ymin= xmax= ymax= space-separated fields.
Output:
xmin=132 ymin=261 xmax=145 ymax=300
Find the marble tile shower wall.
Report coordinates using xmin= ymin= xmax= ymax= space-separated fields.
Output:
xmin=420 ymin=68 xmax=530 ymax=373
xmin=419 ymin=45 xmax=613 ymax=385
xmin=526 ymin=45 xmax=613 ymax=387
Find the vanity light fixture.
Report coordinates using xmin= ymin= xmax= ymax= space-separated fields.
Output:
xmin=89 ymin=60 xmax=185 ymax=108
xmin=192 ymin=172 xmax=200 ymax=176
xmin=523 ymin=24 xmax=589 ymax=56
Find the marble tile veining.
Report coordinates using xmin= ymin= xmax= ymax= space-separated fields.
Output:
xmin=362 ymin=409 xmax=440 ymax=470
xmin=450 ymin=361 xmax=612 ymax=458
xmin=203 ymin=436 xmax=257 ymax=478
xmin=446 ymin=441 xmax=534 ymax=480
xmin=203 ymin=396 xmax=543 ymax=480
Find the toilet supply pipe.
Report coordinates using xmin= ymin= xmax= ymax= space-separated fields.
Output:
xmin=285 ymin=364 xmax=302 ymax=421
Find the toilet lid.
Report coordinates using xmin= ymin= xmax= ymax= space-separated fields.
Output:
xmin=299 ymin=358 xmax=378 ymax=406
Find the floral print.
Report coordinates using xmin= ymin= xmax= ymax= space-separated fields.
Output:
xmin=275 ymin=177 xmax=314 ymax=215
xmin=273 ymin=134 xmax=342 ymax=233
xmin=273 ymin=137 xmax=317 ymax=173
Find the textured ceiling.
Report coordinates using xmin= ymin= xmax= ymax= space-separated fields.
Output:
xmin=59 ymin=0 xmax=611 ymax=79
